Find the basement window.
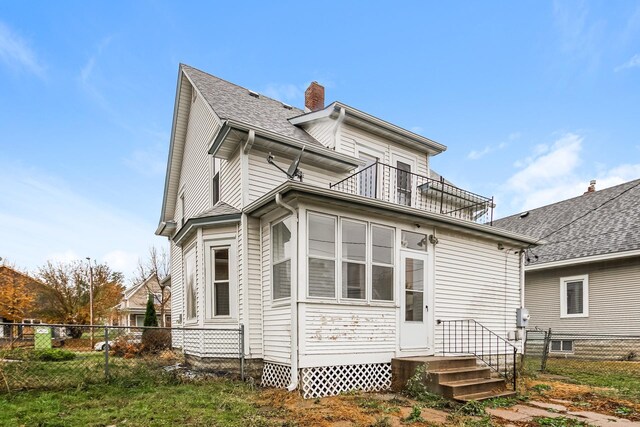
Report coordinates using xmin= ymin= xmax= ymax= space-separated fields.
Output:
xmin=550 ymin=340 xmax=573 ymax=353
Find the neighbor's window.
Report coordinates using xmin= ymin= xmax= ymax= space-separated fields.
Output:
xmin=371 ymin=225 xmax=394 ymax=301
xmin=550 ymin=340 xmax=573 ymax=353
xmin=308 ymin=213 xmax=336 ymax=298
xmin=184 ymin=248 xmax=197 ymax=321
xmin=341 ymin=220 xmax=367 ymax=299
xmin=560 ymin=275 xmax=588 ymax=318
xmin=211 ymin=247 xmax=230 ymax=316
xmin=272 ymin=217 xmax=292 ymax=299
xmin=180 ymin=192 xmax=186 ymax=227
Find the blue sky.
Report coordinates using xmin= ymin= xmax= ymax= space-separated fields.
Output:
xmin=1 ymin=1 xmax=639 ymax=280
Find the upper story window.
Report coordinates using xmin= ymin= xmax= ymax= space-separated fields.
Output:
xmin=179 ymin=192 xmax=186 ymax=227
xmin=560 ymin=275 xmax=588 ymax=318
xmin=272 ymin=217 xmax=292 ymax=300
xmin=212 ymin=157 xmax=221 ymax=206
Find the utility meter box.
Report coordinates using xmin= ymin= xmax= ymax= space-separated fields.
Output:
xmin=516 ymin=308 xmax=530 ymax=328
xmin=34 ymin=326 xmax=52 ymax=350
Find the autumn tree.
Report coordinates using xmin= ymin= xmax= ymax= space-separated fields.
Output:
xmin=0 ymin=265 xmax=36 ymax=322
xmin=36 ymin=260 xmax=125 ymax=326
xmin=133 ymin=246 xmax=171 ymax=326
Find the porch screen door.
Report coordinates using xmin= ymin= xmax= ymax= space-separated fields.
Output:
xmin=400 ymin=250 xmax=430 ymax=350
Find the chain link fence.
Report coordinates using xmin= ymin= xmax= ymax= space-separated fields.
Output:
xmin=0 ymin=323 xmax=244 ymax=392
xmin=524 ymin=329 xmax=640 ymax=398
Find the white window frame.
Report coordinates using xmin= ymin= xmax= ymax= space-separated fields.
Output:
xmin=272 ymin=216 xmax=293 ymax=301
xmin=370 ymin=224 xmax=395 ymax=302
xmin=307 ymin=212 xmax=338 ymax=299
xmin=560 ymin=274 xmax=589 ymax=318
xmin=204 ymin=239 xmax=237 ymax=322
xmin=550 ymin=339 xmax=574 ymax=353
xmin=340 ymin=218 xmax=368 ymax=301
xmin=210 ymin=157 xmax=221 ymax=207
xmin=183 ymin=245 xmax=197 ymax=324
xmin=179 ymin=191 xmax=186 ymax=227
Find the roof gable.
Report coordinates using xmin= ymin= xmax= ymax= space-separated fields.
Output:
xmin=494 ymin=178 xmax=640 ymax=265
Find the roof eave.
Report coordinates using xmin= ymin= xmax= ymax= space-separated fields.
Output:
xmin=173 ymin=213 xmax=242 ymax=245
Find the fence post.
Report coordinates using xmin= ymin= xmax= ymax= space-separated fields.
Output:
xmin=239 ymin=324 xmax=245 ymax=381
xmin=104 ymin=326 xmax=110 ymax=380
xmin=541 ymin=328 xmax=552 ymax=372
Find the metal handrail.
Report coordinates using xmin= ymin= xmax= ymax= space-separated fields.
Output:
xmin=329 ymin=162 xmax=494 ymax=224
xmin=437 ymin=319 xmax=518 ymax=390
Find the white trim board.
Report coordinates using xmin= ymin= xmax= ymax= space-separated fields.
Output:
xmin=525 ymin=249 xmax=640 ymax=271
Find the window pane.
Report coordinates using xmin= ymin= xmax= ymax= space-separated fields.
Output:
xmin=372 ymin=265 xmax=393 ymax=301
xmin=185 ymin=250 xmax=196 ymax=320
xmin=273 ymin=219 xmax=292 ymax=262
xmin=215 ymin=282 xmax=230 ymax=316
xmin=405 ymin=258 xmax=424 ymax=291
xmin=372 ymin=226 xmax=394 ymax=264
xmin=273 ymin=260 xmax=291 ymax=299
xmin=401 ymin=231 xmax=428 ymax=251
xmin=309 ymin=214 xmax=335 ymax=257
xmin=397 ymin=161 xmax=412 ymax=206
xmin=358 ymin=154 xmax=377 ymax=198
xmin=562 ymin=340 xmax=573 ymax=351
xmin=566 ymin=281 xmax=583 ymax=314
xmin=405 ymin=291 xmax=423 ymax=321
xmin=551 ymin=340 xmax=561 ymax=351
xmin=309 ymin=258 xmax=335 ymax=297
xmin=342 ymin=262 xmax=365 ymax=299
xmin=342 ymin=221 xmax=366 ymax=261
xmin=215 ymin=249 xmax=229 ymax=281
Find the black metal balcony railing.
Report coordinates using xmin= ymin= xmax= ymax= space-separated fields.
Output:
xmin=329 ymin=162 xmax=494 ymax=225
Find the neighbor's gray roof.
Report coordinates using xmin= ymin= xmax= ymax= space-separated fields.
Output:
xmin=493 ymin=178 xmax=640 ymax=265
xmin=194 ymin=202 xmax=241 ymax=218
xmin=181 ymin=64 xmax=321 ymax=146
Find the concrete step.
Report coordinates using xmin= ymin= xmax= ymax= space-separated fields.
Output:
xmin=455 ymin=389 xmax=517 ymax=402
xmin=429 ymin=366 xmax=492 ymax=383
xmin=439 ymin=377 xmax=506 ymax=398
xmin=391 ymin=356 xmax=478 ymax=391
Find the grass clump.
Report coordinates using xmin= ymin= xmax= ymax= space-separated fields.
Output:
xmin=0 ymin=348 xmax=76 ymax=362
xmin=534 ymin=416 xmax=590 ymax=426
xmin=402 ymin=405 xmax=424 ymax=423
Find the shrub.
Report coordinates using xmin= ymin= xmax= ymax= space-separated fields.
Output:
xmin=33 ymin=349 xmax=76 ymax=361
xmin=142 ymin=329 xmax=171 ymax=353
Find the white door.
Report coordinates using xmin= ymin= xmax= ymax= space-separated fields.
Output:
xmin=400 ymin=250 xmax=430 ymax=350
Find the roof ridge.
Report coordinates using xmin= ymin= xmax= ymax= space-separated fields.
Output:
xmin=496 ymin=177 xmax=640 ymax=222
xmin=181 ymin=64 xmax=305 ymax=114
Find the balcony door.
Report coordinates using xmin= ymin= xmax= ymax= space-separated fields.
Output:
xmin=392 ymin=154 xmax=416 ymax=207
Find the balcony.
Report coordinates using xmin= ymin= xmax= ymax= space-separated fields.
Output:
xmin=329 ymin=162 xmax=494 ymax=225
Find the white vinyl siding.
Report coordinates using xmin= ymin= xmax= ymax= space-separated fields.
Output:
xmin=433 ymin=230 xmax=521 ymax=351
xmin=220 ymin=149 xmax=242 ymax=209
xmin=300 ymin=119 xmax=336 ymax=149
xmin=246 ymin=216 xmax=263 ymax=357
xmin=262 ymin=220 xmax=291 ymax=364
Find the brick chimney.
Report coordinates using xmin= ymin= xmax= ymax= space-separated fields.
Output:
xmin=584 ymin=179 xmax=596 ymax=194
xmin=304 ymin=81 xmax=324 ymax=112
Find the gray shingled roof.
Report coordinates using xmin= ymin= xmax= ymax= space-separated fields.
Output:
xmin=194 ymin=202 xmax=241 ymax=218
xmin=181 ymin=64 xmax=321 ymax=146
xmin=493 ymin=179 xmax=640 ymax=265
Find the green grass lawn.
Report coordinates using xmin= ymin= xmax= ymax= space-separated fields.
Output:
xmin=525 ymin=357 xmax=640 ymax=401
xmin=0 ymin=379 xmax=272 ymax=427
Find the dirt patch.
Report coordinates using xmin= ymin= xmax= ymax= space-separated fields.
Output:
xmin=526 ymin=378 xmax=640 ymax=422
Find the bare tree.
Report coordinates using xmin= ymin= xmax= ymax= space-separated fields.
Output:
xmin=133 ymin=246 xmax=171 ymax=327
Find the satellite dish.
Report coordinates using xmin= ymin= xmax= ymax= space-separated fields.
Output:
xmin=267 ymin=146 xmax=304 ymax=181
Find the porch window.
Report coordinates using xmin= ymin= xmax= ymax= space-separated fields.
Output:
xmin=308 ymin=213 xmax=336 ymax=298
xmin=184 ymin=247 xmax=196 ymax=321
xmin=341 ymin=220 xmax=366 ymax=299
xmin=272 ymin=217 xmax=292 ymax=300
xmin=371 ymin=225 xmax=394 ymax=301
xmin=560 ymin=275 xmax=588 ymax=318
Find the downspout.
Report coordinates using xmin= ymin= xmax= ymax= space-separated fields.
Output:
xmin=275 ymin=193 xmax=299 ymax=391
xmin=519 ymin=250 xmax=525 ymax=309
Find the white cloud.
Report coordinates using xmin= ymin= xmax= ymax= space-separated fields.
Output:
xmin=467 ymin=134 xmax=512 ymax=160
xmin=0 ymin=21 xmax=46 ymax=78
xmin=615 ymin=54 xmax=640 ymax=72
xmin=0 ymin=162 xmax=162 ymax=280
xmin=468 ymin=146 xmax=491 ymax=160
xmin=496 ymin=132 xmax=640 ymax=216
xmin=262 ymin=83 xmax=305 ymax=105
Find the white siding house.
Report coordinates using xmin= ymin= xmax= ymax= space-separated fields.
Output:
xmin=157 ymin=65 xmax=538 ymax=397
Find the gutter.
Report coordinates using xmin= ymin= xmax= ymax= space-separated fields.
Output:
xmin=275 ymin=193 xmax=299 ymax=391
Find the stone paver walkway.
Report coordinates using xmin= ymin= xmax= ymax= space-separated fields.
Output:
xmin=487 ymin=400 xmax=639 ymax=426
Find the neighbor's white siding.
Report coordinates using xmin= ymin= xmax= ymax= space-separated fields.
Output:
xmin=433 ymin=229 xmax=521 ymax=350
xmin=177 ymin=94 xmax=221 ymax=220
xmin=261 ymin=219 xmax=291 ymax=364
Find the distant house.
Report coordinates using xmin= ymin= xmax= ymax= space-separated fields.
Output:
xmin=0 ymin=265 xmax=48 ymax=337
xmin=494 ymin=179 xmax=640 ymax=357
xmin=155 ymin=64 xmax=538 ymax=398
xmin=114 ymin=275 xmax=171 ymax=327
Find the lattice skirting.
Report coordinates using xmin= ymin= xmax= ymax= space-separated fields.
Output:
xmin=261 ymin=362 xmax=291 ymax=389
xmin=300 ymin=363 xmax=392 ymax=399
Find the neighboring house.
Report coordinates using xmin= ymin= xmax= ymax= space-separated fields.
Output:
xmin=155 ymin=64 xmax=538 ymax=398
xmin=494 ymin=179 xmax=640 ymax=358
xmin=0 ymin=266 xmax=48 ymax=338
xmin=114 ymin=274 xmax=172 ymax=327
